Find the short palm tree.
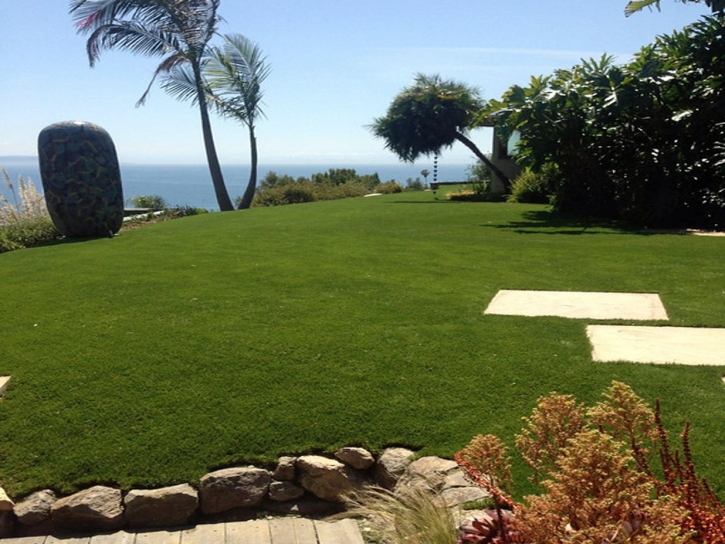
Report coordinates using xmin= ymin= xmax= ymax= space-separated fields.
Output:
xmin=371 ymin=74 xmax=509 ymax=188
xmin=207 ymin=34 xmax=270 ymax=210
xmin=163 ymin=34 xmax=270 ymax=210
xmin=69 ymin=0 xmax=235 ymax=211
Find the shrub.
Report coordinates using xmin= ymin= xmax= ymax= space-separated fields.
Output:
xmin=0 ymin=167 xmax=61 ymax=252
xmin=446 ymin=188 xmax=505 ymax=202
xmin=252 ymin=182 xmax=316 ymax=207
xmin=0 ymin=215 xmax=60 ymax=253
xmin=507 ymin=169 xmax=553 ymax=204
xmin=465 ymin=160 xmax=493 ymax=187
xmin=252 ymin=169 xmax=382 ymax=207
xmin=166 ymin=205 xmax=208 ymax=218
xmin=374 ymin=180 xmax=403 ymax=194
xmin=405 ymin=177 xmax=428 ymax=191
xmin=126 ymin=195 xmax=167 ymax=210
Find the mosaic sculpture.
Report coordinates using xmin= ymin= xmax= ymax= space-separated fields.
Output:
xmin=38 ymin=121 xmax=124 ymax=238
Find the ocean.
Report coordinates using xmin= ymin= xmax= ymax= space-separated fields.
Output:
xmin=1 ymin=158 xmax=471 ymax=211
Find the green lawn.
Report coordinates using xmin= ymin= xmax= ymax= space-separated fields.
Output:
xmin=1 ymin=192 xmax=724 ymax=499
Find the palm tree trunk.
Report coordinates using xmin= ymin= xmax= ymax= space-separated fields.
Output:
xmin=237 ymin=126 xmax=257 ymax=209
xmin=454 ymin=132 xmax=511 ymax=190
xmin=194 ymin=65 xmax=234 ymax=211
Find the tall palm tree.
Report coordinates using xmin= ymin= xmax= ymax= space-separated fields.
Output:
xmin=69 ymin=0 xmax=235 ymax=211
xmin=370 ymin=74 xmax=510 ymax=188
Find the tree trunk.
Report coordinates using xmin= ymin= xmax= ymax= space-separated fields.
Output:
xmin=237 ymin=126 xmax=257 ymax=210
xmin=194 ymin=65 xmax=234 ymax=211
xmin=454 ymin=132 xmax=511 ymax=190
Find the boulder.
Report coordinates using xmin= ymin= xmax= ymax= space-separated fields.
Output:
xmin=50 ymin=486 xmax=124 ymax=531
xmin=397 ymin=456 xmax=459 ymax=491
xmin=199 ymin=467 xmax=271 ymax=515
xmin=334 ymin=447 xmax=375 ymax=470
xmin=375 ymin=448 xmax=414 ymax=489
xmin=297 ymin=456 xmax=363 ymax=503
xmin=0 ymin=511 xmax=13 ymax=539
xmin=262 ymin=496 xmax=343 ymax=517
xmin=0 ymin=487 xmax=15 ymax=512
xmin=14 ymin=489 xmax=56 ymax=526
xmin=124 ymin=483 xmax=198 ymax=528
xmin=268 ymin=481 xmax=305 ymax=502
xmin=440 ymin=486 xmax=490 ymax=507
xmin=273 ymin=456 xmax=297 ymax=481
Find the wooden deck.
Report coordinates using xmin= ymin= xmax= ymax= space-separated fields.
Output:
xmin=2 ymin=518 xmax=364 ymax=544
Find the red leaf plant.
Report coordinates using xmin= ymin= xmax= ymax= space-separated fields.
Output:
xmin=455 ymin=381 xmax=724 ymax=543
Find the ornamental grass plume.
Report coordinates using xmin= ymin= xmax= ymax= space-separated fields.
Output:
xmin=0 ymin=167 xmax=47 ymax=226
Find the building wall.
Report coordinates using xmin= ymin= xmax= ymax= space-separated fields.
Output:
xmin=491 ymin=134 xmax=521 ymax=193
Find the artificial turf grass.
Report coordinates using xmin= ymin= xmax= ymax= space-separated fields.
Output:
xmin=0 ymin=192 xmax=724 ymax=499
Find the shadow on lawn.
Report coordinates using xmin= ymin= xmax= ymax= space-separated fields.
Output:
xmin=479 ymin=210 xmax=682 ymax=236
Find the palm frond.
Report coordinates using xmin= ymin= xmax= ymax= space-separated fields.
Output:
xmin=162 ymin=62 xmax=206 ymax=106
xmin=71 ymin=1 xmax=168 ymax=32
xmin=137 ymin=53 xmax=189 ymax=106
xmin=85 ymin=21 xmax=181 ymax=66
xmin=625 ymin=0 xmax=661 ymax=16
xmin=204 ymin=34 xmax=270 ymax=125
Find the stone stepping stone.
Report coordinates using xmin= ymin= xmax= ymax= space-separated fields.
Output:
xmin=0 ymin=376 xmax=10 ymax=398
xmin=588 ymin=325 xmax=725 ymax=365
xmin=484 ymin=290 xmax=668 ymax=320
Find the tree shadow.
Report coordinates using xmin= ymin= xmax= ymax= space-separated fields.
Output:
xmin=480 ymin=210 xmax=675 ymax=236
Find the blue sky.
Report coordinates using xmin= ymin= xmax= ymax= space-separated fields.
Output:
xmin=0 ymin=1 xmax=710 ymax=166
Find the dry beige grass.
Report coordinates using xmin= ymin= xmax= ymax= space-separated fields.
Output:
xmin=1 ymin=167 xmax=47 ymax=226
xmin=340 ymin=486 xmax=459 ymax=544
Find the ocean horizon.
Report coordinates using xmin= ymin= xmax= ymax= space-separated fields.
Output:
xmin=1 ymin=158 xmax=472 ymax=210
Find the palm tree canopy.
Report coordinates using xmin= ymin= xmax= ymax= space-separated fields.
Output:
xmin=205 ymin=34 xmax=271 ymax=127
xmin=370 ymin=74 xmax=485 ymax=163
xmin=162 ymin=33 xmax=270 ymax=127
xmin=69 ymin=0 xmax=222 ymax=104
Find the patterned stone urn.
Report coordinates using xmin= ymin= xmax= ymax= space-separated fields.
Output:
xmin=38 ymin=121 xmax=124 ymax=238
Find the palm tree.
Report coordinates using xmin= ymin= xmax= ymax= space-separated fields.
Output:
xmin=207 ymin=34 xmax=270 ymax=210
xmin=69 ymin=0 xmax=235 ymax=211
xmin=163 ymin=34 xmax=270 ymax=210
xmin=370 ymin=74 xmax=509 ymax=188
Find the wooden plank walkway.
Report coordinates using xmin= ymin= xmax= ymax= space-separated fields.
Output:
xmin=1 ymin=518 xmax=364 ymax=544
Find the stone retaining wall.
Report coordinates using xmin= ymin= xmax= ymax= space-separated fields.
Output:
xmin=0 ymin=447 xmax=489 ymax=539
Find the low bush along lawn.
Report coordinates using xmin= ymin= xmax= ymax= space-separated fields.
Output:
xmin=1 ymin=191 xmax=724 ymax=499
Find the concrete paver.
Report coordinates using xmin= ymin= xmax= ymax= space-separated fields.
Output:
xmin=90 ymin=532 xmax=136 ymax=544
xmin=226 ymin=519 xmax=271 ymax=544
xmin=484 ymin=290 xmax=669 ymax=320
xmin=268 ymin=518 xmax=317 ymax=544
xmin=315 ymin=520 xmax=364 ymax=544
xmin=588 ymin=325 xmax=725 ymax=365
